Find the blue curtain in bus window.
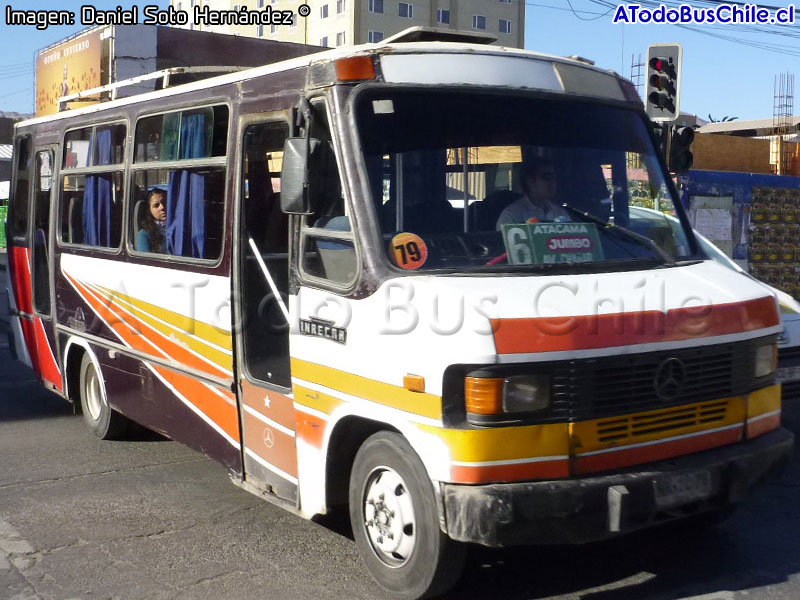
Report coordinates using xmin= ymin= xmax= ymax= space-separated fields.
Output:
xmin=82 ymin=128 xmax=113 ymax=246
xmin=166 ymin=113 xmax=206 ymax=258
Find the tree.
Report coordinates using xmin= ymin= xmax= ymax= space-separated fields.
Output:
xmin=707 ymin=114 xmax=739 ymax=123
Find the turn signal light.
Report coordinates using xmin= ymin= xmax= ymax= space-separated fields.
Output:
xmin=335 ymin=56 xmax=376 ymax=81
xmin=404 ymin=374 xmax=426 ymax=393
xmin=465 ymin=377 xmax=503 ymax=415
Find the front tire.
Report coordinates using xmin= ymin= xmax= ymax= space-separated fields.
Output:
xmin=79 ymin=353 xmax=128 ymax=440
xmin=349 ymin=432 xmax=465 ymax=600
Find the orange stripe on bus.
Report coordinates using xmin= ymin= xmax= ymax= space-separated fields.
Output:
xmin=451 ymin=458 xmax=569 ymax=484
xmin=491 ymin=296 xmax=779 ymax=354
xmin=83 ymin=281 xmax=229 ymax=380
xmin=241 ymin=379 xmax=297 ymax=432
xmin=67 ymin=274 xmax=239 ymax=443
xmin=294 ymin=410 xmax=327 ymax=449
xmin=242 ymin=411 xmax=297 ymax=478
xmin=747 ymin=412 xmax=781 ymax=439
xmin=153 ymin=366 xmax=240 ymax=443
xmin=572 ymin=426 xmax=742 ymax=475
xmin=69 ymin=275 xmax=168 ymax=358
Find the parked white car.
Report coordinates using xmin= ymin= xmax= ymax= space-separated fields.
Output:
xmin=693 ymin=231 xmax=800 ymax=402
xmin=629 ymin=207 xmax=800 ymax=401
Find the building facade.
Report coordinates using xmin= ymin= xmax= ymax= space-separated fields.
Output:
xmin=171 ymin=0 xmax=525 ymax=48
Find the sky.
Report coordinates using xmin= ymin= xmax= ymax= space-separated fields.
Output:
xmin=1 ymin=0 xmax=798 ymax=121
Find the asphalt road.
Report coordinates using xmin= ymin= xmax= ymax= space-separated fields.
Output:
xmin=2 ymin=255 xmax=800 ymax=599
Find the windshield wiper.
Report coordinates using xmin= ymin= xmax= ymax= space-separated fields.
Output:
xmin=561 ymin=203 xmax=675 ymax=266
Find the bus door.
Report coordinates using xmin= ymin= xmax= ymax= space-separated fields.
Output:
xmin=6 ymin=138 xmax=60 ymax=389
xmin=29 ymin=147 xmax=62 ymax=391
xmin=235 ymin=117 xmax=298 ymax=503
xmin=6 ymin=135 xmax=34 ymax=368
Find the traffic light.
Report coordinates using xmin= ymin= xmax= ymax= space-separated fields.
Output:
xmin=669 ymin=126 xmax=694 ymax=173
xmin=645 ymin=43 xmax=682 ymax=122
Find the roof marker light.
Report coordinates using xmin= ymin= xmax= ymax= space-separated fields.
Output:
xmin=335 ymin=55 xmax=376 ymax=82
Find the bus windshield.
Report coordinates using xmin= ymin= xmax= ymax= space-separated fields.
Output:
xmin=355 ymin=88 xmax=692 ymax=272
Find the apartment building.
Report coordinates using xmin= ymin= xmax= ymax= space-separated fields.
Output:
xmin=171 ymin=0 xmax=525 ymax=48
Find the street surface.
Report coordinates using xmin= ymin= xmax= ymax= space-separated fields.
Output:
xmin=2 ymin=253 xmax=800 ymax=600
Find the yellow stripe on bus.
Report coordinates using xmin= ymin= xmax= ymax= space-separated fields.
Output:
xmin=292 ymin=384 xmax=344 ymax=416
xmin=124 ymin=302 xmax=233 ymax=371
xmin=570 ymin=396 xmax=748 ymax=456
xmin=95 ymin=285 xmax=233 ymax=351
xmin=416 ymin=422 xmax=570 ymax=463
xmin=747 ymin=384 xmax=781 ymax=421
xmin=290 ymin=359 xmax=442 ymax=421
xmin=91 ymin=284 xmax=234 ymax=373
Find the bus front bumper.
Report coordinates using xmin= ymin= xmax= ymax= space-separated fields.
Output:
xmin=441 ymin=426 xmax=793 ymax=547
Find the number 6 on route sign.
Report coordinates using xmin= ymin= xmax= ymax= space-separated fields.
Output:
xmin=502 ymin=222 xmax=604 ymax=264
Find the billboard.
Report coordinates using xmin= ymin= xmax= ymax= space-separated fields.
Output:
xmin=35 ymin=29 xmax=104 ymax=117
xmin=32 ymin=24 xmax=321 ymax=118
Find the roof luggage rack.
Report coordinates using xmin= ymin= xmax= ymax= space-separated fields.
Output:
xmin=381 ymin=26 xmax=496 ymax=45
xmin=57 ymin=65 xmax=249 ymax=111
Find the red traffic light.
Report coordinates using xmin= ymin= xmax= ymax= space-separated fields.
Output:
xmin=649 ymin=56 xmax=675 ymax=78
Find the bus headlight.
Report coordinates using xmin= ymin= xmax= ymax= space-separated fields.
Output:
xmin=503 ymin=375 xmax=551 ymax=413
xmin=464 ymin=373 xmax=551 ymax=419
xmin=754 ymin=344 xmax=777 ymax=378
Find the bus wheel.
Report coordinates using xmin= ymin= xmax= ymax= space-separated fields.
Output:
xmin=349 ymin=432 xmax=465 ymax=600
xmin=79 ymin=354 xmax=128 ymax=440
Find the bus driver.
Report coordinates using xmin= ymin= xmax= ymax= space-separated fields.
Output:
xmin=496 ymin=158 xmax=569 ymax=228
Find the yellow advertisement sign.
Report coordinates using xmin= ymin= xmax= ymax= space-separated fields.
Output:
xmin=35 ymin=29 xmax=104 ymax=116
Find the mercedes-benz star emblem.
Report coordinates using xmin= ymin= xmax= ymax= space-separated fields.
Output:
xmin=654 ymin=357 xmax=687 ymax=401
xmin=263 ymin=427 xmax=275 ymax=449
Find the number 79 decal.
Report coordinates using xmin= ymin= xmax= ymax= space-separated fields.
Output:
xmin=390 ymin=232 xmax=428 ymax=270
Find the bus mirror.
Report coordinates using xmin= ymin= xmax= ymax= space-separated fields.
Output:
xmin=280 ymin=137 xmax=323 ymax=215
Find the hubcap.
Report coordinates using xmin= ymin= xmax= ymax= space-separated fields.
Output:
xmin=84 ymin=364 xmax=104 ymax=421
xmin=362 ymin=467 xmax=415 ymax=567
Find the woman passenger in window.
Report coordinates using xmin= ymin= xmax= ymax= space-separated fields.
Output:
xmin=136 ymin=189 xmax=167 ymax=253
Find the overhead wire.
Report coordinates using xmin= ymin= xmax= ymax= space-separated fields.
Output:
xmin=565 ymin=0 xmax=614 ymax=21
xmin=0 ymin=87 xmax=31 ymax=100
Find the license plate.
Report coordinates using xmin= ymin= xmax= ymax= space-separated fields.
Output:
xmin=653 ymin=471 xmax=712 ymax=509
xmin=778 ymin=365 xmax=800 ymax=383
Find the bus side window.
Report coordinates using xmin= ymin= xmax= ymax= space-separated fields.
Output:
xmin=240 ymin=120 xmax=291 ymax=388
xmin=8 ymin=135 xmax=31 ymax=244
xmin=130 ymin=106 xmax=228 ymax=260
xmin=59 ymin=124 xmax=125 ymax=249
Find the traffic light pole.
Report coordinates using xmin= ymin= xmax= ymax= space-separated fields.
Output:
xmin=645 ymin=43 xmax=693 ymax=173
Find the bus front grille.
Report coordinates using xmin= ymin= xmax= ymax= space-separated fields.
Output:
xmin=596 ymin=399 xmax=730 ymax=443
